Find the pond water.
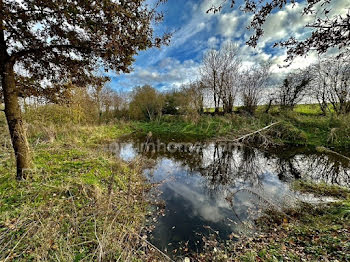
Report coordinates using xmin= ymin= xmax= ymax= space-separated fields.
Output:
xmin=108 ymin=136 xmax=350 ymax=256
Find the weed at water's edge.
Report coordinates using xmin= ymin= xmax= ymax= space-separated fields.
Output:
xmin=131 ymin=113 xmax=350 ymax=150
xmin=292 ymin=180 xmax=350 ymax=199
xmin=0 ymin=117 xmax=164 ymax=261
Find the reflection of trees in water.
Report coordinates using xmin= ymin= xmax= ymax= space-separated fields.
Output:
xmin=274 ymin=158 xmax=302 ymax=181
xmin=199 ymin=144 xmax=235 ymax=189
xmin=297 ymin=154 xmax=350 ymax=186
xmin=266 ymin=150 xmax=350 ymax=186
xmin=237 ymin=146 xmax=263 ymax=186
xmin=197 ymin=144 xmax=264 ymax=194
xmin=131 ymin=138 xmax=350 ymax=187
xmin=130 ymin=139 xmax=350 ymax=237
xmin=137 ymin=141 xmax=266 ymax=193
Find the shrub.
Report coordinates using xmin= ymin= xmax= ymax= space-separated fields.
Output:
xmin=129 ymin=85 xmax=164 ymax=121
xmin=269 ymin=121 xmax=307 ymax=144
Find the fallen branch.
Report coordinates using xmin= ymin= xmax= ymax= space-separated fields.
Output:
xmin=216 ymin=122 xmax=280 ymax=143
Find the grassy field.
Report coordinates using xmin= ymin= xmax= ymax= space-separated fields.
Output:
xmin=203 ymin=104 xmax=326 ymax=115
xmin=193 ymin=181 xmax=350 ymax=261
xmin=131 ymin=114 xmax=275 ymax=140
xmin=1 ymin=103 xmax=350 ymax=261
xmin=131 ymin=108 xmax=350 ymax=150
xmin=0 ymin=111 xmax=165 ymax=261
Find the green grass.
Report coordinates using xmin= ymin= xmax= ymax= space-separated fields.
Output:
xmin=293 ymin=180 xmax=350 ymax=199
xmin=130 ymin=111 xmax=350 ymax=150
xmin=0 ymin=113 xmax=163 ymax=261
xmin=131 ymin=114 xmax=275 ymax=140
xmin=294 ymin=104 xmax=325 ymax=115
xmin=281 ymin=112 xmax=350 ymax=148
xmin=1 ymin=103 xmax=350 ymax=260
xmin=205 ymin=104 xmax=325 ymax=115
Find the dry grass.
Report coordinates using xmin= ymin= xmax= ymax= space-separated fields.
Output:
xmin=0 ymin=109 xmax=167 ymax=261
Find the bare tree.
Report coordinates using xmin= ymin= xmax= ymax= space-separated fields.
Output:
xmin=325 ymin=57 xmax=350 ymax=115
xmin=310 ymin=62 xmax=332 ymax=115
xmin=218 ymin=43 xmax=241 ymax=114
xmin=277 ymin=70 xmax=312 ymax=110
xmin=200 ymin=42 xmax=241 ymax=114
xmin=93 ymin=84 xmax=123 ymax=122
xmin=311 ymin=54 xmax=350 ymax=115
xmin=184 ymin=81 xmax=205 ymax=115
xmin=201 ymin=49 xmax=222 ymax=113
xmin=240 ymin=63 xmax=271 ymax=115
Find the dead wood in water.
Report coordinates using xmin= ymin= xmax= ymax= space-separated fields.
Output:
xmin=216 ymin=122 xmax=280 ymax=147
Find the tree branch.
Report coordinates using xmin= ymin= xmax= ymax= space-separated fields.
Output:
xmin=11 ymin=44 xmax=93 ymax=62
xmin=216 ymin=122 xmax=280 ymax=143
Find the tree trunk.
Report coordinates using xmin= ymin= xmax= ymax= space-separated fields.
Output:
xmin=227 ymin=95 xmax=233 ymax=114
xmin=1 ymin=0 xmax=31 ymax=179
xmin=1 ymin=62 xmax=31 ymax=180
xmin=265 ymin=99 xmax=273 ymax=114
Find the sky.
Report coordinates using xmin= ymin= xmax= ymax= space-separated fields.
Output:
xmin=107 ymin=0 xmax=349 ymax=92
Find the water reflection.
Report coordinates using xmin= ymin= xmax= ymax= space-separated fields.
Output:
xmin=109 ymin=138 xmax=350 ymax=255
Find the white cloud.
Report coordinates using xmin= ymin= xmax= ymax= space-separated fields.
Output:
xmin=258 ymin=2 xmax=314 ymax=48
xmin=207 ymin=36 xmax=219 ymax=48
xmin=259 ymin=0 xmax=349 ymax=48
xmin=270 ymin=50 xmax=319 ymax=74
xmin=112 ymin=0 xmax=349 ymax=92
xmin=114 ymin=57 xmax=200 ymax=91
xmin=217 ymin=11 xmax=249 ymax=38
xmin=217 ymin=12 xmax=240 ymax=37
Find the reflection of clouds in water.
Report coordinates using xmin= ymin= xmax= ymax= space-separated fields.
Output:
xmin=259 ymin=172 xmax=290 ymax=199
xmin=167 ymin=181 xmax=226 ymax=223
xmin=115 ymin=140 xmax=350 ymax=253
xmin=228 ymin=173 xmax=291 ymax=218
xmin=146 ymin=158 xmax=184 ymax=182
xmin=119 ymin=143 xmax=137 ymax=161
xmin=153 ymin=160 xmax=235 ymax=223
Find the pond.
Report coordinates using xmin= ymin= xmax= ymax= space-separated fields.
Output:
xmin=108 ymin=136 xmax=350 ymax=257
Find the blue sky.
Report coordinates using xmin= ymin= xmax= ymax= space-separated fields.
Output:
xmin=107 ymin=0 xmax=349 ymax=92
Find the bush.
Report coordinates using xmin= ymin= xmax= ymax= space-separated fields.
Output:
xmin=24 ymin=103 xmax=98 ymax=126
xmin=129 ymin=85 xmax=164 ymax=121
xmin=269 ymin=121 xmax=308 ymax=144
xmin=327 ymin=115 xmax=350 ymax=147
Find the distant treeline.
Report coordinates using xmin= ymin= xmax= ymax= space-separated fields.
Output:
xmin=2 ymin=44 xmax=349 ymax=123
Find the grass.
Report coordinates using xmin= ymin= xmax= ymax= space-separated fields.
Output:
xmin=193 ymin=181 xmax=350 ymax=261
xmin=131 ymin=114 xmax=276 ymax=140
xmin=131 ymin=110 xmax=350 ymax=150
xmin=294 ymin=104 xmax=325 ymax=115
xmin=204 ymin=104 xmax=325 ymax=115
xmin=0 ymin=111 xmax=164 ymax=261
xmin=1 ymin=103 xmax=350 ymax=261
xmin=293 ymin=180 xmax=350 ymax=199
xmin=278 ymin=111 xmax=350 ymax=148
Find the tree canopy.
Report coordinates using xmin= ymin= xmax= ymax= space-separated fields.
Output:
xmin=1 ymin=0 xmax=170 ymax=83
xmin=0 ymin=0 xmax=170 ymax=179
